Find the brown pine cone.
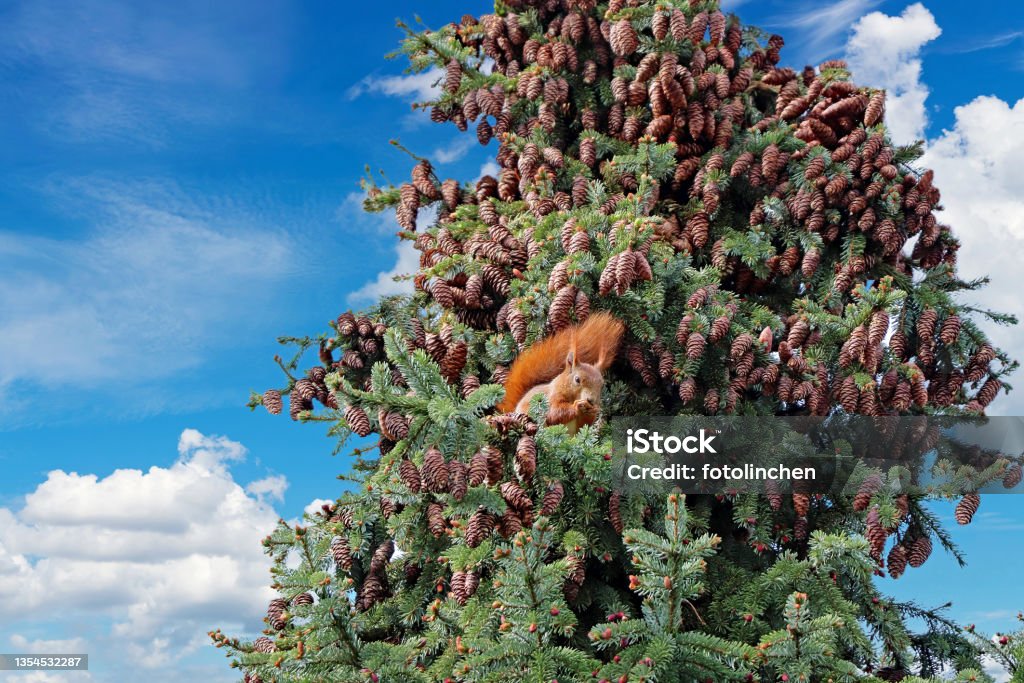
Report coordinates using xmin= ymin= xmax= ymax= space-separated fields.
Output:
xmin=1003 ymin=462 xmax=1023 ymax=489
xmin=379 ymin=497 xmax=397 ymax=518
xmin=977 ymin=376 xmax=1002 ymax=407
xmin=916 ymin=309 xmax=938 ymax=341
xmin=687 ymin=211 xmax=710 ymax=248
xmin=549 ymin=285 xmax=577 ymax=331
xmin=887 ymin=543 xmax=908 ymax=579
xmin=865 ymin=508 xmax=888 ymax=559
xmin=427 ymin=502 xmax=447 ymax=538
xmin=468 ymin=450 xmax=488 ymax=487
xmin=908 ymin=535 xmax=932 ymax=567
xmin=733 ymin=333 xmax=757 ymax=360
xmin=449 ymin=460 xmax=468 ymax=501
xmin=291 ymin=592 xmax=314 ymax=607
xmin=399 ymin=459 xmax=421 ymax=493
xmin=356 ymin=572 xmax=388 ymax=611
xmin=704 ymin=388 xmax=720 ymax=414
xmin=422 ymin=447 xmax=450 ymax=493
xmin=676 ymin=313 xmax=693 ymax=345
xmin=794 ymin=516 xmax=809 ymax=540
xmin=609 ymin=19 xmax=638 ymax=56
xmin=678 ymin=377 xmax=697 ymax=403
xmin=466 ymin=508 xmax=495 ymax=547
xmin=515 ymin=435 xmax=537 ymax=482
xmin=574 ymin=289 xmax=591 ymax=321
xmin=330 ymin=535 xmax=352 ymax=570
xmin=614 ymin=249 xmax=636 ymax=294
xmin=608 ymin=491 xmax=623 ymax=534
xmin=801 ymin=248 xmax=820 ymax=276
xmin=441 ymin=341 xmax=469 ymax=384
xmin=939 ymin=314 xmax=961 ymax=345
xmin=865 ymin=90 xmax=886 ymax=126
xmin=686 ymin=332 xmax=706 ymax=360
xmin=345 ymin=405 xmax=372 ymax=437
xmin=464 ymin=571 xmax=480 ymax=598
xmin=954 ymin=493 xmax=980 ymax=525
xmin=853 ymin=471 xmax=882 ymax=512
xmin=262 ymin=390 xmax=283 ymax=415
xmin=501 ymin=481 xmax=532 ymax=511
xmin=267 ymin=598 xmax=288 ymax=630
xmin=786 ymin=320 xmax=809 ymax=349
xmin=450 ymin=570 xmax=467 ymax=605
xmin=369 ymin=540 xmax=394 ymax=575
xmin=868 ymin=311 xmax=890 ymax=345
xmin=765 ymin=479 xmax=783 ymax=511
xmin=499 ymin=506 xmax=523 ymax=538
xmin=792 ymin=492 xmax=810 ymax=517
xmin=383 ymin=412 xmax=410 ymax=440
xmin=253 ymin=636 xmax=276 ymax=654
xmin=461 ymin=374 xmax=481 ymax=398
xmin=484 ymin=444 xmax=504 ymax=484
xmin=541 ymin=481 xmax=564 ymax=515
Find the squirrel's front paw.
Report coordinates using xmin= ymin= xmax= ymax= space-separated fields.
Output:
xmin=574 ymin=399 xmax=597 ymax=416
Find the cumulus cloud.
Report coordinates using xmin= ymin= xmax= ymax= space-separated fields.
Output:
xmin=341 ymin=195 xmax=436 ymax=305
xmin=843 ymin=5 xmax=1023 ymax=414
xmin=0 ymin=430 xmax=280 ymax=679
xmin=845 ymin=3 xmax=942 ymax=144
xmin=346 ymin=240 xmax=419 ymax=304
xmin=921 ymin=96 xmax=1024 ymax=414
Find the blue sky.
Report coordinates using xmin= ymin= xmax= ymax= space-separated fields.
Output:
xmin=0 ymin=0 xmax=1023 ymax=680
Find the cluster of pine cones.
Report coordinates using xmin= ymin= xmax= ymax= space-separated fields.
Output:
xmin=247 ymin=0 xmax=1015 ymax=642
xmin=371 ymin=0 xmax=1003 ymax=417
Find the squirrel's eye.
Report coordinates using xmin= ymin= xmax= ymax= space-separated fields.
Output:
xmin=574 ymin=375 xmax=581 ymax=384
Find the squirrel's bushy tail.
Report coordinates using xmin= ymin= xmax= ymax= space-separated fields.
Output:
xmin=497 ymin=312 xmax=625 ymax=413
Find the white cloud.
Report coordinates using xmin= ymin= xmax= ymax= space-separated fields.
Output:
xmin=0 ymin=430 xmax=280 ymax=679
xmin=846 ymin=3 xmax=941 ymax=144
xmin=433 ymin=137 xmax=474 ymax=165
xmin=347 ymin=240 xmax=419 ymax=304
xmin=347 ymin=68 xmax=443 ymax=103
xmin=922 ymin=96 xmax=1024 ymax=415
xmin=304 ymin=498 xmax=335 ymax=517
xmin=0 ymin=178 xmax=295 ymax=423
xmin=9 ymin=634 xmax=90 ymax=653
xmin=844 ymin=4 xmax=1024 ymax=415
xmin=477 ymin=161 xmax=501 ymax=180
xmin=340 ymin=195 xmax=434 ymax=306
xmin=246 ymin=475 xmax=289 ymax=504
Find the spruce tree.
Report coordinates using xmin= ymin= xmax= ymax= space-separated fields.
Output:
xmin=211 ymin=1 xmax=1021 ymax=680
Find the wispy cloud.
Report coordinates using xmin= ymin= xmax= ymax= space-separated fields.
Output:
xmin=0 ymin=177 xmax=297 ymax=423
xmin=433 ymin=137 xmax=474 ymax=165
xmin=0 ymin=0 xmax=291 ymax=143
xmin=347 ymin=68 xmax=443 ymax=103
xmin=941 ymin=30 xmax=1023 ymax=54
xmin=776 ymin=0 xmax=882 ymax=63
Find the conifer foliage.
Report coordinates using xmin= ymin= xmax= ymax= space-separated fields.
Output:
xmin=212 ymin=0 xmax=1020 ymax=680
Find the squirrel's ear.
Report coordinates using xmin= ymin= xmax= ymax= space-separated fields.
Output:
xmin=565 ymin=350 xmax=575 ymax=370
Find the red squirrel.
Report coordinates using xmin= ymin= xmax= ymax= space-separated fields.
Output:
xmin=497 ymin=312 xmax=625 ymax=432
